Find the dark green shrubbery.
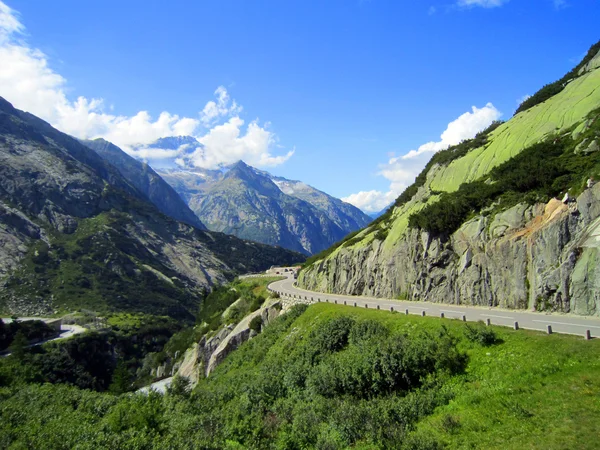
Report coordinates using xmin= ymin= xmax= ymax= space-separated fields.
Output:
xmin=249 ymin=315 xmax=263 ymax=334
xmin=408 ymin=119 xmax=600 ymax=235
xmin=0 ymin=306 xmax=469 ymax=449
xmin=515 ymin=40 xmax=600 ymax=115
xmin=464 ymin=322 xmax=501 ymax=347
xmin=0 ymin=315 xmax=182 ymax=392
xmin=0 ymin=319 xmax=57 ymax=351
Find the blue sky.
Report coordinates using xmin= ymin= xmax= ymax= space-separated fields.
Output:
xmin=0 ymin=0 xmax=599 ymax=212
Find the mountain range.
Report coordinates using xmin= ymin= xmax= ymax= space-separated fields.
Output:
xmin=154 ymin=159 xmax=372 ymax=255
xmin=0 ymin=97 xmax=302 ymax=319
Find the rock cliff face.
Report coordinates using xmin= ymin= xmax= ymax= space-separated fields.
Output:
xmin=301 ymin=185 xmax=600 ymax=316
xmin=0 ymin=97 xmax=303 ymax=317
xmin=177 ymin=299 xmax=282 ymax=384
xmin=157 ymin=160 xmax=371 ymax=255
xmin=300 ymin=44 xmax=600 ymax=317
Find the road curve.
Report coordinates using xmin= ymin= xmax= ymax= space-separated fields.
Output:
xmin=269 ymin=275 xmax=600 ymax=338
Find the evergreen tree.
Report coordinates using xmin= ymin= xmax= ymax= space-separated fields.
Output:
xmin=108 ymin=361 xmax=131 ymax=394
xmin=9 ymin=330 xmax=28 ymax=360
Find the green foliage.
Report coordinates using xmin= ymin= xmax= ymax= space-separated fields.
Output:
xmin=8 ymin=330 xmax=28 ymax=360
xmin=197 ymin=277 xmax=281 ymax=331
xmin=197 ymin=284 xmax=239 ymax=329
xmin=408 ymin=116 xmax=600 ymax=234
xmin=166 ymin=375 xmax=191 ymax=398
xmin=463 ymin=322 xmax=500 ymax=347
xmin=248 ymin=315 xmax=263 ymax=334
xmin=309 ymin=316 xmax=355 ymax=354
xmin=515 ymin=40 xmax=600 ymax=115
xmin=0 ymin=319 xmax=57 ymax=351
xmin=0 ymin=314 xmax=181 ymax=392
xmin=108 ymin=360 xmax=131 ymax=394
xmin=0 ymin=304 xmax=600 ymax=449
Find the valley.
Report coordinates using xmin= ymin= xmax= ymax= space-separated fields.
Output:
xmin=0 ymin=1 xmax=599 ymax=447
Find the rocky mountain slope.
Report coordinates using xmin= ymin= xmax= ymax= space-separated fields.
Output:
xmin=80 ymin=138 xmax=205 ymax=229
xmin=299 ymin=41 xmax=600 ymax=317
xmin=0 ymin=97 xmax=303 ymax=318
xmin=157 ymin=160 xmax=371 ymax=254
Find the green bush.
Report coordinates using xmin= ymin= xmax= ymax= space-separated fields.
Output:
xmin=408 ymin=126 xmax=600 ymax=235
xmin=249 ymin=315 xmax=263 ymax=334
xmin=309 ymin=316 xmax=355 ymax=355
xmin=464 ymin=322 xmax=500 ymax=347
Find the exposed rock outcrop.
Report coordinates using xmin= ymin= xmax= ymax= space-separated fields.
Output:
xmin=300 ymin=184 xmax=600 ymax=316
xmin=177 ymin=299 xmax=282 ymax=384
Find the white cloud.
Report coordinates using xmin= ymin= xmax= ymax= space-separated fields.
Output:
xmin=0 ymin=1 xmax=21 ymax=40
xmin=182 ymin=117 xmax=294 ymax=169
xmin=342 ymin=190 xmax=396 ymax=214
xmin=343 ymin=104 xmax=502 ymax=213
xmin=200 ymin=85 xmax=242 ymax=127
xmin=0 ymin=1 xmax=291 ymax=169
xmin=402 ymin=103 xmax=501 ymax=159
xmin=457 ymin=0 xmax=509 ymax=7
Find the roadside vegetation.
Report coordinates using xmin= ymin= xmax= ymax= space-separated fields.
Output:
xmin=197 ymin=276 xmax=284 ymax=332
xmin=1 ymin=302 xmax=598 ymax=449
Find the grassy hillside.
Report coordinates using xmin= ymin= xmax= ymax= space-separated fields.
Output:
xmin=1 ymin=304 xmax=598 ymax=449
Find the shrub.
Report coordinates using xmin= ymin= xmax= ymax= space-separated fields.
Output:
xmin=464 ymin=322 xmax=500 ymax=347
xmin=249 ymin=316 xmax=263 ymax=334
xmin=309 ymin=316 xmax=355 ymax=355
xmin=348 ymin=319 xmax=389 ymax=345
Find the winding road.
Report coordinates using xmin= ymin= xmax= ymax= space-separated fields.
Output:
xmin=269 ymin=274 xmax=600 ymax=338
xmin=1 ymin=317 xmax=86 ymax=355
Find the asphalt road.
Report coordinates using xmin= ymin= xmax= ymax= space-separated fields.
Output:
xmin=1 ymin=317 xmax=86 ymax=355
xmin=269 ymin=275 xmax=600 ymax=338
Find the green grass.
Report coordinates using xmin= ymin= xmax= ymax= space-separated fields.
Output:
xmin=209 ymin=303 xmax=600 ymax=449
xmin=0 ymin=303 xmax=598 ymax=449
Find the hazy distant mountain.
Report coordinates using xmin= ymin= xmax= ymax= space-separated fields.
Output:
xmin=369 ymin=204 xmax=392 ymax=219
xmin=157 ymin=158 xmax=372 ymax=255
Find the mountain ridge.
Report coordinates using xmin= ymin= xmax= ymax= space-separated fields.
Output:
xmin=156 ymin=159 xmax=372 ymax=254
xmin=0 ymin=97 xmax=303 ymax=318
